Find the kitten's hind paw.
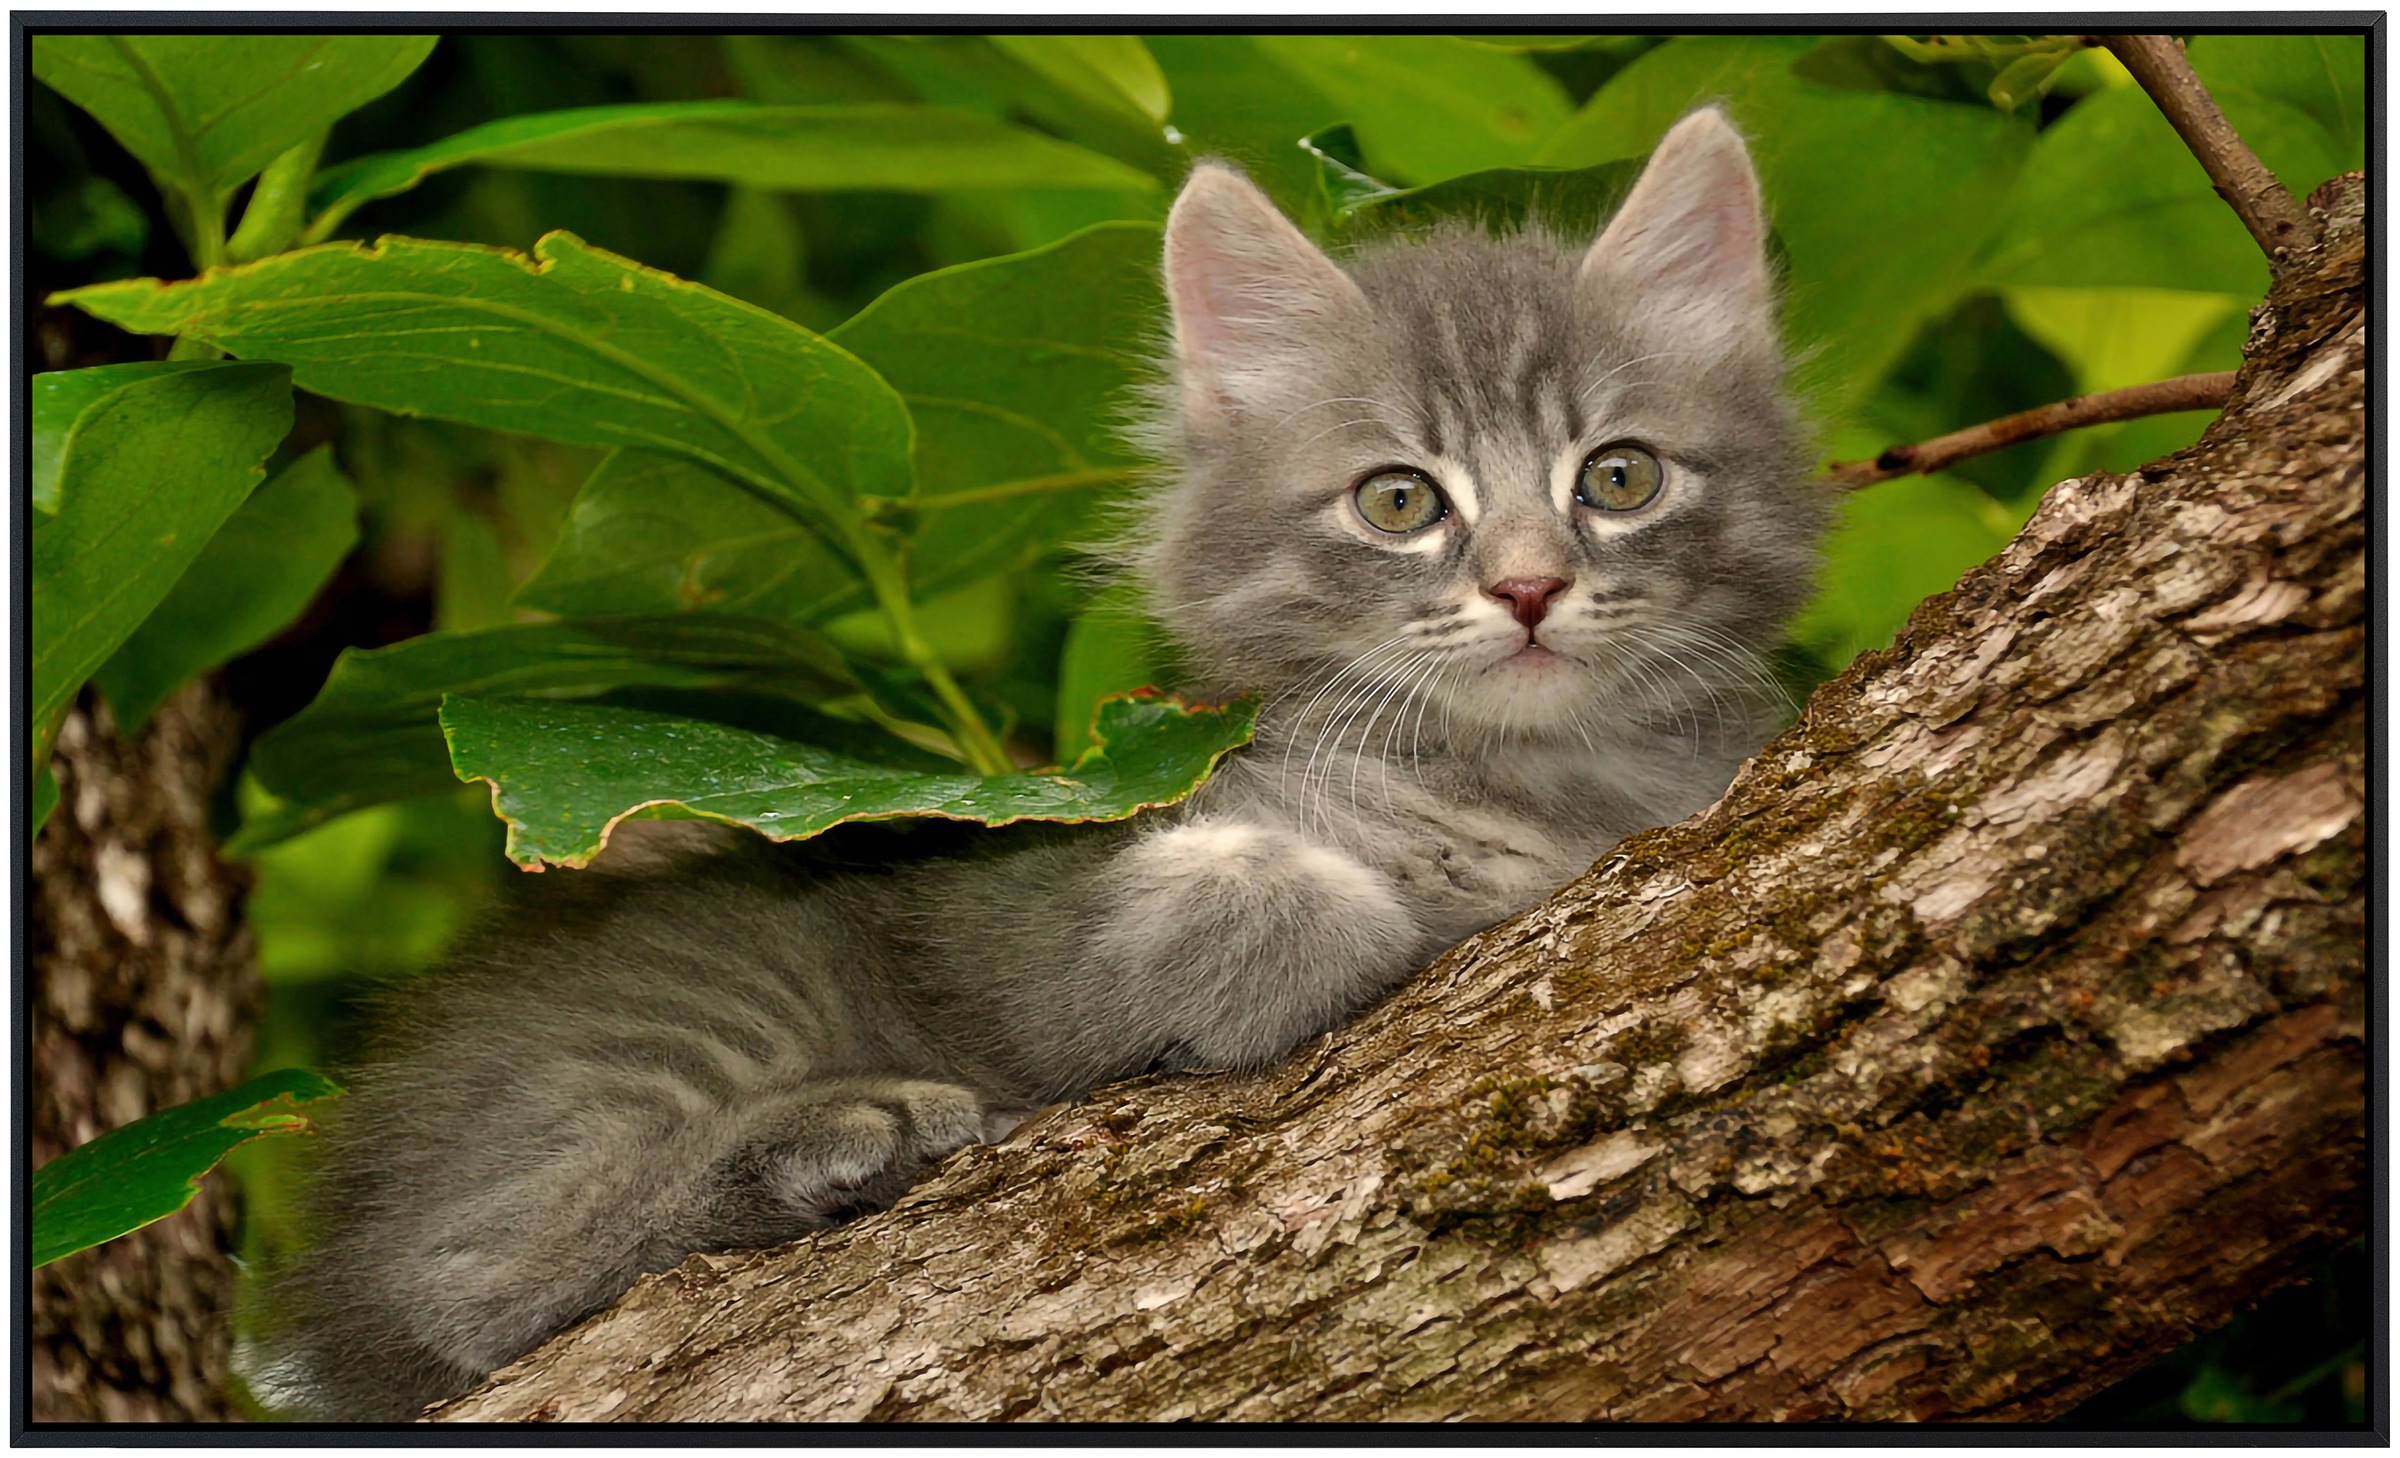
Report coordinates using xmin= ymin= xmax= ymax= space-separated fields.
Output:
xmin=728 ymin=1078 xmax=1006 ymax=1230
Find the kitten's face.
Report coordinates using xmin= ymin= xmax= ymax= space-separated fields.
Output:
xmin=1143 ymin=109 xmax=1826 ymax=750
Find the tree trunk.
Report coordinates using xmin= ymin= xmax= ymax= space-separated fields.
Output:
xmin=30 ymin=680 xmax=262 ymax=1422
xmin=436 ymin=178 xmax=2365 ymax=1424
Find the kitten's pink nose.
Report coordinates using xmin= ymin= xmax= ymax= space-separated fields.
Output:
xmin=1486 ymin=576 xmax=1570 ymax=630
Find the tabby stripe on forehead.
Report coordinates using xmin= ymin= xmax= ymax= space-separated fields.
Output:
xmin=1421 ymin=331 xmax=1482 ymax=438
xmin=1505 ymin=326 xmax=1569 ymax=428
xmin=1419 ymin=409 xmax=1446 ymax=460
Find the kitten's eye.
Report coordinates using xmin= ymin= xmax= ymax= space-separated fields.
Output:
xmin=1353 ymin=470 xmax=1448 ymax=534
xmin=1576 ymin=443 xmax=1664 ymax=512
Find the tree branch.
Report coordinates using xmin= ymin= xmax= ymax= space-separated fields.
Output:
xmin=1821 ymin=371 xmax=2237 ymax=489
xmin=2101 ymin=34 xmax=2320 ymax=263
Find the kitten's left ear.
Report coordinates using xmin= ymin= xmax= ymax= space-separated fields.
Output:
xmin=1164 ymin=162 xmax=1366 ymax=368
xmin=1579 ymin=107 xmax=1772 ymax=354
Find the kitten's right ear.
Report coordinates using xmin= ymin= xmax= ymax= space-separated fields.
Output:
xmin=1164 ymin=163 xmax=1365 ymax=370
xmin=1579 ymin=107 xmax=1773 ymax=356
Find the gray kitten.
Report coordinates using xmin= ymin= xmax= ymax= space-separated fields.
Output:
xmin=242 ymin=108 xmax=1824 ymax=1421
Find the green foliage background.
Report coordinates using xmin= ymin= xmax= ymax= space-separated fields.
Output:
xmin=26 ymin=30 xmax=2366 ymax=1424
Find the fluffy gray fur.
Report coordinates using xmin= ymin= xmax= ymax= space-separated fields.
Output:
xmin=243 ymin=107 xmax=1826 ymax=1420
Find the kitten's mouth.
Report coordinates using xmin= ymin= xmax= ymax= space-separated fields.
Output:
xmin=1504 ymin=642 xmax=1562 ymax=666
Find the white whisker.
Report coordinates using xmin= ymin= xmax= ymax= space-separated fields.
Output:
xmin=1309 ymin=649 xmax=1421 ymax=842
xmin=1371 ymin=651 xmax=1448 ymax=818
xmin=1286 ymin=639 xmax=1418 ymax=840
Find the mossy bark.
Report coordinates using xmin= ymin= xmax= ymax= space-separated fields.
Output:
xmin=435 ymin=179 xmax=2365 ymax=1425
xmin=31 ymin=681 xmax=262 ymax=1422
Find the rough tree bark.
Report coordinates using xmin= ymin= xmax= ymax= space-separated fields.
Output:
xmin=436 ymin=178 xmax=2366 ymax=1424
xmin=30 ymin=681 xmax=263 ymax=1421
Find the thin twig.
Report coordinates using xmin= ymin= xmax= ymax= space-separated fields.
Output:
xmin=1822 ymin=372 xmax=2238 ymax=489
xmin=2101 ymin=34 xmax=2321 ymax=264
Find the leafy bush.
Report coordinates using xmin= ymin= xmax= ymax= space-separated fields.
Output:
xmin=26 ymin=30 xmax=2366 ymax=1409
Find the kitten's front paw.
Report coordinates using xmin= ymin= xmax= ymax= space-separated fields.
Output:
xmin=1096 ymin=817 xmax=1422 ymax=1070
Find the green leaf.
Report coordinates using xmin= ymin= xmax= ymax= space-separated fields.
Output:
xmin=828 ymin=221 xmax=1163 ymax=595
xmin=1793 ymin=472 xmax=2024 ymax=668
xmin=1977 ymin=80 xmax=2336 ymax=296
xmin=59 ymin=229 xmax=1034 ymax=777
xmin=32 ymin=360 xmax=222 ymax=515
xmin=1253 ymin=36 xmax=1573 ymax=185
xmin=31 ymin=362 xmax=293 ymax=765
xmin=308 ymin=101 xmax=1157 ymax=239
xmin=32 ymin=1068 xmax=342 ymax=1268
xmin=442 ymin=689 xmax=1260 ymax=868
xmin=2189 ymin=34 xmax=2366 ymax=171
xmin=92 ymin=446 xmax=358 ymax=733
xmin=1999 ymin=286 xmax=2246 ymax=394
xmin=1536 ymin=35 xmax=2034 ymax=415
xmin=1981 ymin=36 xmax=2359 ymax=298
xmin=516 ymin=449 xmax=868 ymax=624
xmin=237 ymin=616 xmax=861 ymax=845
xmin=32 ymin=36 xmax=434 ymax=200
xmin=57 ymin=231 xmax=916 ymax=545
xmin=989 ymin=36 xmax=1172 ymax=125
xmin=514 ymin=216 xmax=1154 ymax=644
